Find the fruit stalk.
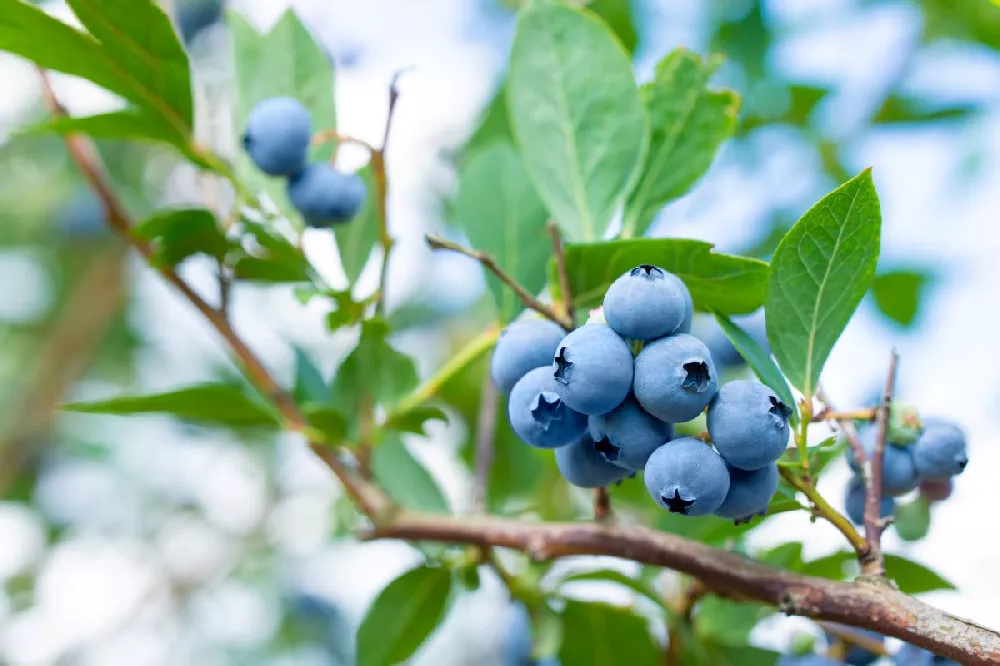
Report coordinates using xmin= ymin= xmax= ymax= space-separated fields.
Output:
xmin=779 ymin=467 xmax=868 ymax=558
xmin=373 ymin=71 xmax=405 ymax=317
xmin=547 ymin=221 xmax=575 ymax=327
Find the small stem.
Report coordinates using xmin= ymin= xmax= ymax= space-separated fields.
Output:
xmin=797 ymin=399 xmax=812 ymax=479
xmin=373 ymin=71 xmax=406 ymax=317
xmin=780 ymin=467 xmax=868 ymax=559
xmin=547 ymin=222 xmax=574 ymax=327
xmin=310 ymin=129 xmax=377 ymax=154
xmin=863 ymin=349 xmax=899 ymax=577
xmin=389 ymin=324 xmax=501 ymax=420
xmin=425 ymin=234 xmax=573 ymax=330
xmin=813 ymin=408 xmax=877 ymax=422
xmin=473 ymin=370 xmax=499 ymax=514
xmin=217 ymin=258 xmax=231 ymax=318
xmin=594 ymin=487 xmax=612 ymax=522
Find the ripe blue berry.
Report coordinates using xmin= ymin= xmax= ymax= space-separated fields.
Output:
xmin=644 ymin=437 xmax=730 ymax=516
xmin=634 ymin=334 xmax=718 ymax=423
xmin=845 ymin=477 xmax=895 ymax=526
xmin=552 ymin=324 xmax=633 ymax=416
xmin=588 ymin=396 xmax=672 ymax=471
xmin=508 ymin=367 xmax=586 ymax=449
xmin=287 ymin=163 xmax=367 ymax=227
xmin=893 ymin=644 xmax=958 ymax=666
xmin=491 ymin=319 xmax=567 ymax=394
xmin=556 ymin=433 xmax=633 ymax=488
xmin=242 ymin=97 xmax=312 ymax=176
xmin=602 ymin=265 xmax=691 ymax=340
xmin=919 ymin=478 xmax=953 ymax=503
xmin=714 ymin=462 xmax=779 ymax=521
xmin=913 ymin=418 xmax=968 ymax=481
xmin=707 ymin=379 xmax=791 ymax=471
xmin=847 ymin=433 xmax=920 ymax=496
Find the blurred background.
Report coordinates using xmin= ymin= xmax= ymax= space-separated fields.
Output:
xmin=0 ymin=0 xmax=999 ymax=664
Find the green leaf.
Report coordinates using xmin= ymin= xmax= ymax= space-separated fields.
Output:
xmin=872 ymin=269 xmax=932 ymax=327
xmin=714 ymin=313 xmax=796 ymax=421
xmin=292 ymin=347 xmax=329 ymax=404
xmin=558 ymin=600 xmax=658 ymax=666
xmin=507 ymin=1 xmax=648 ymax=241
xmin=453 ymin=141 xmax=549 ymax=321
xmin=884 ymin=554 xmax=955 ymax=594
xmin=701 ymin=643 xmax=780 ymax=666
xmin=807 ymin=436 xmax=845 ymax=476
xmin=232 ymin=256 xmax=310 ymax=283
xmin=623 ymin=49 xmax=739 ymax=237
xmin=303 ymin=405 xmax=348 ymax=442
xmin=800 ymin=551 xmax=853 ymax=580
xmin=758 ymin=542 xmax=804 ymax=570
xmin=588 ymin=0 xmax=638 ymax=54
xmin=371 ymin=435 xmax=449 ymax=514
xmin=558 ymin=238 xmax=768 ymax=314
xmin=65 ymin=0 xmax=193 ymax=132
xmin=696 ymin=597 xmax=766 ymax=647
xmin=766 ymin=170 xmax=882 ymax=399
xmin=465 ymin=90 xmax=512 ymax=156
xmin=63 ymin=383 xmax=280 ymax=428
xmin=229 ymin=9 xmax=335 ymax=208
xmin=356 ymin=564 xmax=453 ymax=666
xmin=330 ymin=320 xmax=418 ymax=419
xmin=133 ymin=209 xmax=232 ymax=267
xmin=21 ymin=110 xmax=182 ymax=144
xmin=333 ymin=165 xmax=378 ymax=284
xmin=383 ymin=405 xmax=449 ymax=436
xmin=558 ymin=569 xmax=670 ymax=612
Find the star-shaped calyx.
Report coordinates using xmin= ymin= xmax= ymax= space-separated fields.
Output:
xmin=553 ymin=346 xmax=573 ymax=385
xmin=662 ymin=489 xmax=695 ymax=515
xmin=530 ymin=392 xmax=565 ymax=431
xmin=630 ymin=264 xmax=664 ymax=280
xmin=593 ymin=435 xmax=621 ymax=463
xmin=681 ymin=361 xmax=711 ymax=392
xmin=768 ymin=396 xmax=793 ymax=421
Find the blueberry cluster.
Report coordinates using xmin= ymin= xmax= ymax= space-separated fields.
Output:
xmin=242 ymin=97 xmax=366 ymax=227
xmin=843 ymin=412 xmax=968 ymax=526
xmin=493 ymin=264 xmax=794 ymax=522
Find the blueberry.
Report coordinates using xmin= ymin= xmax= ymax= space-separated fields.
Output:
xmin=508 ymin=367 xmax=587 ymax=449
xmin=552 ymin=324 xmax=633 ymax=416
xmin=57 ymin=188 xmax=107 ymax=240
xmin=714 ymin=462 xmax=779 ymax=521
xmin=707 ymin=379 xmax=791 ymax=471
xmin=242 ymin=97 xmax=312 ymax=176
xmin=287 ymin=163 xmax=367 ymax=227
xmin=634 ymin=334 xmax=718 ymax=423
xmin=556 ymin=433 xmax=633 ymax=488
xmin=844 ymin=477 xmax=895 ymax=526
xmin=824 ymin=625 xmax=883 ymax=666
xmin=491 ymin=319 xmax=567 ymax=394
xmin=588 ymin=396 xmax=672 ymax=471
xmin=847 ymin=432 xmax=920 ymax=496
xmin=887 ymin=401 xmax=923 ymax=446
xmin=918 ymin=478 xmax=953 ymax=503
xmin=644 ymin=437 xmax=730 ymax=516
xmin=913 ymin=418 xmax=968 ymax=481
xmin=893 ymin=644 xmax=958 ymax=666
xmin=602 ymin=265 xmax=691 ymax=340
xmin=777 ymin=657 xmax=840 ymax=666
xmin=501 ymin=603 xmax=533 ymax=665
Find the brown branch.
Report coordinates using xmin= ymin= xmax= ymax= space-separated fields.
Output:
xmin=864 ymin=350 xmax=899 ymax=576
xmin=473 ymin=370 xmax=499 ymax=514
xmin=425 ymin=234 xmax=573 ymax=330
xmin=547 ymin=222 xmax=574 ymax=327
xmin=594 ymin=487 xmax=612 ymax=522
xmin=365 ymin=514 xmax=1000 ymax=665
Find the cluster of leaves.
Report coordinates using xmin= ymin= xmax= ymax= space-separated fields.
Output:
xmin=0 ymin=1 xmax=964 ymax=665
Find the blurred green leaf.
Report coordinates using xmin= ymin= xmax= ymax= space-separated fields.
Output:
xmin=758 ymin=542 xmax=804 ymax=570
xmin=872 ymin=269 xmax=932 ymax=327
xmin=22 ymin=110 xmax=183 ymax=144
xmin=292 ymin=346 xmax=329 ymax=404
xmin=588 ymin=0 xmax=638 ymax=54
xmin=872 ymin=95 xmax=975 ymax=125
xmin=696 ymin=596 xmax=767 ymax=646
xmin=453 ymin=141 xmax=549 ymax=321
xmin=356 ymin=564 xmax=453 ymax=666
xmin=507 ymin=1 xmax=647 ymax=241
xmin=333 ymin=165 xmax=378 ymax=284
xmin=330 ymin=319 xmax=418 ymax=420
xmin=383 ymin=405 xmax=449 ymax=436
xmin=700 ymin=643 xmax=781 ymax=666
xmin=807 ymin=436 xmax=845 ymax=476
xmin=63 ymin=383 xmax=280 ymax=428
xmin=714 ymin=313 xmax=796 ymax=422
xmin=372 ymin=434 xmax=450 ymax=514
xmin=558 ymin=238 xmax=769 ymax=314
xmin=623 ymin=49 xmax=739 ymax=237
xmin=465 ymin=89 xmax=512 ymax=156
xmin=558 ymin=569 xmax=670 ymax=612
xmin=558 ymin=600 xmax=658 ymax=666
xmin=303 ymin=405 xmax=348 ymax=442
xmin=884 ymin=554 xmax=955 ymax=594
xmin=800 ymin=551 xmax=853 ymax=580
xmin=133 ymin=208 xmax=232 ymax=267
xmin=232 ymin=256 xmax=310 ymax=282
xmin=766 ymin=170 xmax=881 ymax=399
xmin=234 ymin=219 xmax=313 ymax=283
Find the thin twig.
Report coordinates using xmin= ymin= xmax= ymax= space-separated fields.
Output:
xmin=594 ymin=487 xmax=612 ymax=522
xmin=779 ymin=467 xmax=868 ymax=560
xmin=863 ymin=349 xmax=899 ymax=576
xmin=813 ymin=408 xmax=877 ymax=423
xmin=310 ymin=129 xmax=377 ymax=154
xmin=547 ymin=222 xmax=574 ymax=327
xmin=816 ymin=386 xmax=868 ymax=478
xmin=473 ymin=371 xmax=499 ymax=514
xmin=217 ymin=258 xmax=231 ymax=318
xmin=425 ymin=234 xmax=573 ymax=330
xmin=373 ymin=71 xmax=407 ymax=317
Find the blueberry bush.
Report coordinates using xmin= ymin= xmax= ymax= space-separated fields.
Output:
xmin=0 ymin=0 xmax=994 ymax=664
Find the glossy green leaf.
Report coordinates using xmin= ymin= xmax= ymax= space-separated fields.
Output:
xmin=558 ymin=238 xmax=768 ymax=314
xmin=507 ymin=1 xmax=648 ymax=241
xmin=558 ymin=569 xmax=670 ymax=612
xmin=766 ymin=170 xmax=881 ymax=399
xmin=333 ymin=165 xmax=379 ymax=284
xmin=558 ymin=600 xmax=658 ymax=666
xmin=453 ymin=141 xmax=549 ymax=320
xmin=63 ymin=384 xmax=280 ymax=428
xmin=372 ymin=435 xmax=449 ymax=514
xmin=623 ymin=49 xmax=739 ymax=237
xmin=884 ymin=554 xmax=955 ymax=594
xmin=714 ymin=313 xmax=796 ymax=421
xmin=356 ymin=564 xmax=453 ymax=666
xmin=133 ymin=209 xmax=231 ymax=267
xmin=872 ymin=269 xmax=932 ymax=327
xmin=330 ymin=320 xmax=418 ymax=418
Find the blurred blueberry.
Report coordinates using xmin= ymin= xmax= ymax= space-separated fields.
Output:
xmin=913 ymin=418 xmax=968 ymax=481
